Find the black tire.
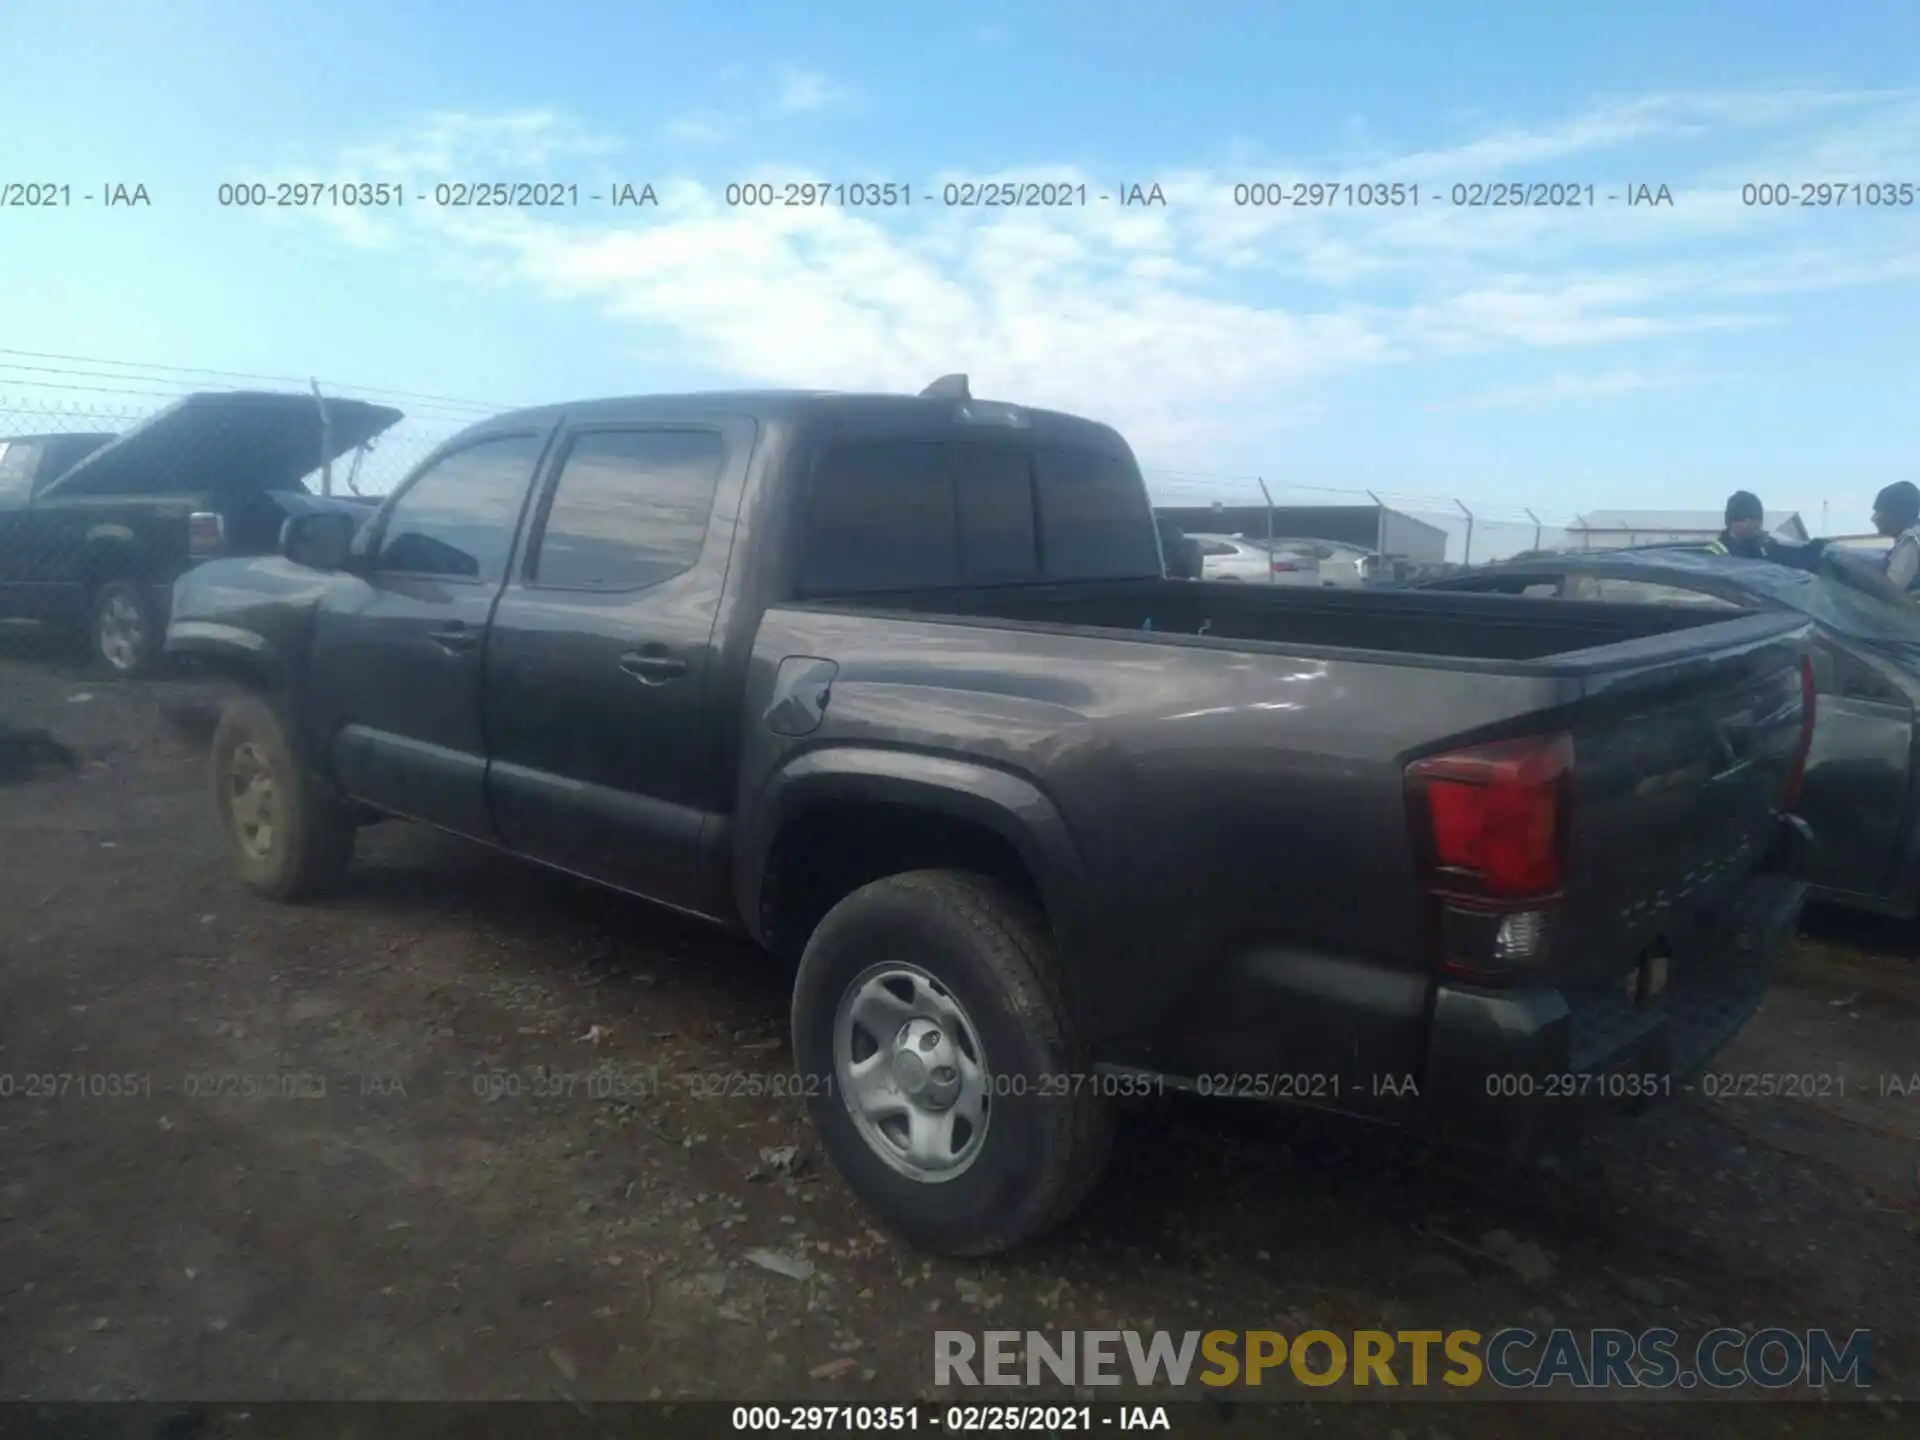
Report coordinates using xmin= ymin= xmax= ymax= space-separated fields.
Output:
xmin=208 ymin=695 xmax=355 ymax=901
xmin=791 ymin=870 xmax=1115 ymax=1256
xmin=88 ymin=578 xmax=164 ymax=677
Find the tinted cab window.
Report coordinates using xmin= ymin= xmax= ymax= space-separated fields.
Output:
xmin=376 ymin=434 xmax=546 ymax=584
xmin=532 ymin=429 xmax=725 ymax=590
xmin=798 ymin=438 xmax=1155 ymax=595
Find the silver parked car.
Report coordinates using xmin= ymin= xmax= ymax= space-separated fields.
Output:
xmin=1189 ymin=534 xmax=1321 ymax=584
xmin=1285 ymin=538 xmax=1376 ymax=588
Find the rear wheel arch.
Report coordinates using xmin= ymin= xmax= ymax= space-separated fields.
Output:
xmin=76 ymin=532 xmax=146 ymax=588
xmin=746 ymin=751 xmax=1086 ymax=964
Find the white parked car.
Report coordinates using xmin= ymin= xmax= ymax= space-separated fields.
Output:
xmin=1262 ymin=537 xmax=1379 ymax=588
xmin=1189 ymin=534 xmax=1321 ymax=584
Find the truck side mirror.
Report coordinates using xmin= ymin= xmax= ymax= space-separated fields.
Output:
xmin=280 ymin=511 xmax=360 ymax=572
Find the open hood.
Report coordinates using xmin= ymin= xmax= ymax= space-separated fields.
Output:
xmin=39 ymin=390 xmax=404 ymax=499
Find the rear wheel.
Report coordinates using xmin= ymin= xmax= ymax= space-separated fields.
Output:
xmin=89 ymin=578 xmax=162 ymax=677
xmin=209 ymin=695 xmax=355 ymax=901
xmin=791 ymin=870 xmax=1114 ymax=1256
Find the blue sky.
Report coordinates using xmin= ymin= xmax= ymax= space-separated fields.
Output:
xmin=2 ymin=0 xmax=1916 ymax=556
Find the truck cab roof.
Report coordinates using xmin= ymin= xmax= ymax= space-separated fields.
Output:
xmin=470 ymin=389 xmax=1134 ymax=457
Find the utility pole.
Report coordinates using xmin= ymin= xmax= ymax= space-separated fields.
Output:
xmin=1256 ymin=477 xmax=1276 ymax=583
xmin=310 ymin=379 xmax=333 ymax=498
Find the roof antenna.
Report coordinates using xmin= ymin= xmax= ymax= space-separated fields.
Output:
xmin=920 ymin=374 xmax=971 ymax=400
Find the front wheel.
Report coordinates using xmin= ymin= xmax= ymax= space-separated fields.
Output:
xmin=209 ymin=696 xmax=355 ymax=901
xmin=791 ymin=870 xmax=1114 ymax=1256
xmin=89 ymin=579 xmax=163 ymax=677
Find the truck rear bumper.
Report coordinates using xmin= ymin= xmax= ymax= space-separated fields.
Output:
xmin=1425 ymin=868 xmax=1807 ymax=1153
xmin=1425 ymin=821 xmax=1811 ymax=1153
xmin=1139 ymin=815 xmax=1812 ymax=1153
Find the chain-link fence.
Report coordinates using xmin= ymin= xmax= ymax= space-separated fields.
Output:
xmin=0 ymin=370 xmax=1605 ymax=674
xmin=3 ymin=382 xmax=1585 ymax=566
xmin=0 ymin=393 xmax=465 ymax=498
xmin=1143 ymin=470 xmax=1577 ymax=569
xmin=0 ymin=382 xmax=476 ymax=674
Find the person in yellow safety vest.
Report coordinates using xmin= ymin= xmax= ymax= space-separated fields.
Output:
xmin=1708 ymin=491 xmax=1770 ymax=558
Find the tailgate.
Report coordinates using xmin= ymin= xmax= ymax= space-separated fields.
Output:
xmin=1552 ymin=614 xmax=1811 ymax=988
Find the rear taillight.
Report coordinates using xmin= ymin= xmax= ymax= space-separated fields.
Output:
xmin=1408 ymin=732 xmax=1573 ymax=982
xmin=1408 ymin=732 xmax=1573 ymax=899
xmin=1270 ymin=558 xmax=1298 ymax=572
xmin=187 ymin=511 xmax=225 ymax=559
xmin=1783 ymin=654 xmax=1816 ymax=808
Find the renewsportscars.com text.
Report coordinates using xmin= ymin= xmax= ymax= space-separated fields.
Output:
xmin=934 ymin=1327 xmax=1874 ymax=1391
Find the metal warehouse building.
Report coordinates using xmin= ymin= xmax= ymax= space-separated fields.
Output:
xmin=1568 ymin=509 xmax=1810 ymax=550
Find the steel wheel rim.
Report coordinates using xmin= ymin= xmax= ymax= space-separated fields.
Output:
xmin=832 ymin=962 xmax=990 ymax=1183
xmin=227 ymin=741 xmax=278 ymax=859
xmin=97 ymin=592 xmax=145 ymax=671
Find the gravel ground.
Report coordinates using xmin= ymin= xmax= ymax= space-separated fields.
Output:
xmin=0 ymin=647 xmax=1914 ymax=1436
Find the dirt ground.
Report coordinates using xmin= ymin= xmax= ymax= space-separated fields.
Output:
xmin=0 ymin=646 xmax=1915 ymax=1435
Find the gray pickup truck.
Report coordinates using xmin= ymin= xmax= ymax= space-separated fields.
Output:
xmin=166 ymin=379 xmax=1817 ymax=1255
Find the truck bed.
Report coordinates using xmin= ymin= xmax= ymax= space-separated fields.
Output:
xmin=800 ymin=577 xmax=1743 ymax=664
xmin=750 ymin=580 xmax=1811 ymax=1076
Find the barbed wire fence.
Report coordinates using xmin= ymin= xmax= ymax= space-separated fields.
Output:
xmin=1 ymin=353 xmax=1579 ymax=564
xmin=1142 ymin=470 xmax=1578 ymax=566
xmin=0 ymin=349 xmax=488 ymax=496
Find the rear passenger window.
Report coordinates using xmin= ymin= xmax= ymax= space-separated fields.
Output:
xmin=1035 ymin=448 xmax=1161 ymax=580
xmin=801 ymin=441 xmax=957 ymax=594
xmin=532 ymin=429 xmax=725 ymax=590
xmin=955 ymin=446 xmax=1038 ymax=581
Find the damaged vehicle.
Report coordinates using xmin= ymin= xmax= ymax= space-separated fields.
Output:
xmin=168 ymin=379 xmax=1816 ymax=1254
xmin=0 ymin=390 xmax=399 ymax=675
xmin=1426 ymin=546 xmax=1920 ymax=918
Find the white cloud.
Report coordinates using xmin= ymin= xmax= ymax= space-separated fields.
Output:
xmin=337 ymin=109 xmax=620 ymax=176
xmin=277 ymin=89 xmax=1920 ymax=461
xmin=659 ymin=116 xmax=729 ymax=145
xmin=1433 ymin=369 xmax=1700 ymax=413
xmin=770 ymin=66 xmax=854 ymax=115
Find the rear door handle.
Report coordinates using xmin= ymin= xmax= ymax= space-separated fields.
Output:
xmin=620 ymin=649 xmax=688 ymax=685
xmin=429 ymin=624 xmax=480 ymax=656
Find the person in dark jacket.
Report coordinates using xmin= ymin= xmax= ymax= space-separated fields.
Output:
xmin=1705 ymin=490 xmax=1834 ymax=573
xmin=1709 ymin=491 xmax=1770 ymax=558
